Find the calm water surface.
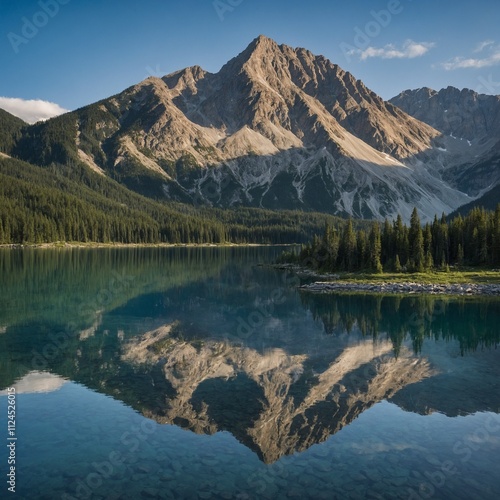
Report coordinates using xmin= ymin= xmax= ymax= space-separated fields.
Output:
xmin=0 ymin=247 xmax=499 ymax=500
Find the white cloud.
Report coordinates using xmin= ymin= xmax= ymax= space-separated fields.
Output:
xmin=441 ymin=41 xmax=500 ymax=70
xmin=0 ymin=97 xmax=69 ymax=124
xmin=441 ymin=51 xmax=500 ymax=70
xmin=351 ymin=40 xmax=435 ymax=61
xmin=474 ymin=40 xmax=495 ymax=53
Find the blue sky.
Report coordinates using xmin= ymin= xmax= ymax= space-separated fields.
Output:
xmin=1 ymin=0 xmax=499 ymax=122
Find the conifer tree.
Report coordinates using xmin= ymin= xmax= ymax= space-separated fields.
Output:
xmin=409 ymin=208 xmax=425 ymax=272
xmin=381 ymin=218 xmax=394 ymax=266
xmin=368 ymin=222 xmax=383 ymax=273
xmin=493 ymin=205 xmax=500 ymax=266
xmin=394 ymin=254 xmax=402 ymax=273
xmin=457 ymin=244 xmax=464 ymax=267
xmin=341 ymin=219 xmax=357 ymax=271
xmin=393 ymin=214 xmax=409 ymax=266
xmin=425 ymin=250 xmax=434 ymax=271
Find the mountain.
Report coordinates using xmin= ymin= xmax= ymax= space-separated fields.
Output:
xmin=0 ymin=154 xmax=341 ymax=245
xmin=390 ymin=86 xmax=500 ymax=205
xmin=9 ymin=36 xmax=479 ymax=222
xmin=389 ymin=86 xmax=500 ymax=141
xmin=449 ymin=182 xmax=500 ymax=217
xmin=0 ymin=108 xmax=25 ymax=154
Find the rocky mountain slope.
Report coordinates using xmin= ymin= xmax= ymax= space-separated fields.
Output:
xmin=7 ymin=36 xmax=494 ymax=221
xmin=390 ymin=86 xmax=500 ymax=203
xmin=390 ymin=86 xmax=500 ymax=141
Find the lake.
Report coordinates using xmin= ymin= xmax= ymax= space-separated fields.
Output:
xmin=1 ymin=247 xmax=500 ymax=500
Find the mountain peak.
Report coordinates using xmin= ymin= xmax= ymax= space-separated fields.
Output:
xmin=236 ymin=34 xmax=285 ymax=60
xmin=249 ymin=34 xmax=279 ymax=49
xmin=217 ymin=35 xmax=286 ymax=83
xmin=14 ymin=36 xmax=479 ymax=222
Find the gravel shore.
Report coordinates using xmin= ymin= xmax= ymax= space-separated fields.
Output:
xmin=300 ymin=281 xmax=500 ymax=296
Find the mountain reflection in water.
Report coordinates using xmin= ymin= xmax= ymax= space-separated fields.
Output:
xmin=1 ymin=248 xmax=499 ymax=466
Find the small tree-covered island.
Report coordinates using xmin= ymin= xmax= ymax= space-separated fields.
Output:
xmin=278 ymin=205 xmax=500 ymax=292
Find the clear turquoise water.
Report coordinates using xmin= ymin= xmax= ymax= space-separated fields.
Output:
xmin=0 ymin=247 xmax=499 ymax=499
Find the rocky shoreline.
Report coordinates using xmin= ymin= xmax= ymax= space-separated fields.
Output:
xmin=300 ymin=281 xmax=500 ymax=296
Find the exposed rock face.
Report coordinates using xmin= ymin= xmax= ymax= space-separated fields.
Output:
xmin=122 ymin=324 xmax=435 ymax=463
xmin=162 ymin=36 xmax=438 ymax=160
xmin=446 ymin=140 xmax=500 ymax=197
xmin=390 ymin=86 xmax=500 ymax=141
xmin=390 ymin=86 xmax=500 ymax=198
xmin=13 ymin=36 xmax=489 ymax=221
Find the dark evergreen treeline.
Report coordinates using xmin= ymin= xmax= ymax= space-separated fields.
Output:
xmin=207 ymin=207 xmax=351 ymax=244
xmin=292 ymin=206 xmax=500 ymax=272
xmin=0 ymin=156 xmax=224 ymax=244
xmin=0 ymin=110 xmax=25 ymax=155
xmin=0 ymin=156 xmax=341 ymax=245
